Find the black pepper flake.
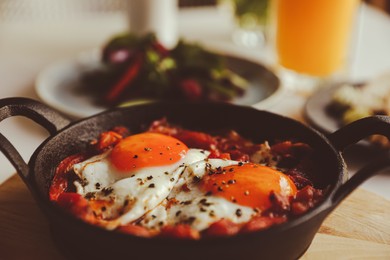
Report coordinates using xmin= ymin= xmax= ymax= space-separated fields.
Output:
xmin=80 ymin=178 xmax=89 ymax=187
xmin=230 ymin=145 xmax=238 ymax=150
xmin=199 ymin=199 xmax=212 ymax=207
xmin=133 ymin=155 xmax=138 ymax=159
xmin=102 ymin=187 xmax=114 ymax=196
xmin=200 ymin=150 xmax=205 ymax=154
xmin=175 ymin=210 xmax=182 ymax=217
xmin=124 ymin=199 xmax=130 ymax=207
xmin=152 ymin=215 xmax=157 ymax=219
xmin=159 ymin=152 xmax=163 ymax=155
xmin=170 ymin=178 xmax=175 ymax=182
xmin=158 ymin=221 xmax=164 ymax=226
xmin=217 ymin=186 xmax=224 ymax=192
xmin=101 ymin=206 xmax=106 ymax=212
xmin=181 ymin=200 xmax=192 ymax=205
xmin=147 ymin=176 xmax=153 ymax=180
xmin=200 ymin=207 xmax=207 ymax=212
xmin=244 ymin=190 xmax=250 ymax=196
xmin=193 ymin=175 xmax=201 ymax=183
xmin=164 ymin=171 xmax=169 ymax=175
xmin=209 ymin=210 xmax=216 ymax=217
xmin=176 ymin=142 xmax=181 ymax=145
xmin=205 ymin=191 xmax=212 ymax=196
xmin=85 ymin=192 xmax=96 ymax=199
xmin=144 ymin=147 xmax=152 ymax=152
xmin=229 ymin=168 xmax=234 ymax=172
xmin=169 ymin=158 xmax=173 ymax=161
xmin=228 ymin=179 xmax=236 ymax=185
xmin=236 ymin=209 xmax=242 ymax=217
xmin=95 ymin=183 xmax=101 ymax=189
xmin=148 ymin=183 xmax=155 ymax=188
xmin=238 ymin=162 xmax=244 ymax=166
xmin=184 ymin=217 xmax=196 ymax=225
xmin=221 ymin=181 xmax=226 ymax=185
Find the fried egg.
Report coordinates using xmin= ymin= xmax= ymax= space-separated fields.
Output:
xmin=72 ymin=133 xmax=209 ymax=229
xmin=140 ymin=159 xmax=297 ymax=231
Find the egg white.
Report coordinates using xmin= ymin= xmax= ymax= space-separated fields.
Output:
xmin=140 ymin=159 xmax=257 ymax=231
xmin=72 ymin=148 xmax=209 ymax=229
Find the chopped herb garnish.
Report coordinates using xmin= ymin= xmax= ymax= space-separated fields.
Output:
xmin=102 ymin=187 xmax=114 ymax=196
xmin=85 ymin=192 xmax=96 ymax=199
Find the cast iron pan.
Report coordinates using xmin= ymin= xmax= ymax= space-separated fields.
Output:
xmin=1 ymin=97 xmax=390 ymax=260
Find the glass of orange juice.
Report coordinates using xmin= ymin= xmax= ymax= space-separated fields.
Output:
xmin=274 ymin=0 xmax=360 ymax=93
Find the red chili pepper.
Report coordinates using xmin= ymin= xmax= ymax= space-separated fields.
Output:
xmin=93 ymin=130 xmax=124 ymax=153
xmin=160 ymin=224 xmax=200 ymax=240
xmin=241 ymin=216 xmax=287 ymax=233
xmin=105 ymin=54 xmax=143 ymax=104
xmin=271 ymin=141 xmax=293 ymax=156
xmin=203 ymin=219 xmax=240 ymax=237
xmin=57 ymin=192 xmax=95 ymax=223
xmin=49 ymin=154 xmax=86 ymax=201
xmin=174 ymin=130 xmax=217 ymax=151
xmin=117 ymin=224 xmax=154 ymax=238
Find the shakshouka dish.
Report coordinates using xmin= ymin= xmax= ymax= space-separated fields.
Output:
xmin=49 ymin=119 xmax=326 ymax=239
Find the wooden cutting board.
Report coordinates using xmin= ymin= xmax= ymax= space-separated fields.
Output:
xmin=1 ymin=174 xmax=389 ymax=259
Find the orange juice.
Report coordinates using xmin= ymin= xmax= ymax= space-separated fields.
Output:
xmin=275 ymin=0 xmax=360 ymax=76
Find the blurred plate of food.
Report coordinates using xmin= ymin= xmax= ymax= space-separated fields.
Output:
xmin=305 ymin=72 xmax=390 ymax=148
xmin=36 ymin=33 xmax=281 ymax=119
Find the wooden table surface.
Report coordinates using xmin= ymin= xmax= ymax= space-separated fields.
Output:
xmin=1 ymin=174 xmax=390 ymax=259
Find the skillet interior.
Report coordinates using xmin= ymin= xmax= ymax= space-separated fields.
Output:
xmin=29 ymin=102 xmax=343 ymax=259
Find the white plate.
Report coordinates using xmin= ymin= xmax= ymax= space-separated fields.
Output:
xmin=36 ymin=50 xmax=282 ymax=119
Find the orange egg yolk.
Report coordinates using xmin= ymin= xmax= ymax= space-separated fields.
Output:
xmin=201 ymin=163 xmax=297 ymax=211
xmin=110 ymin=133 xmax=189 ymax=172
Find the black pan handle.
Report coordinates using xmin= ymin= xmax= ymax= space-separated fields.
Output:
xmin=327 ymin=115 xmax=390 ymax=205
xmin=331 ymin=153 xmax=390 ymax=206
xmin=327 ymin=115 xmax=390 ymax=151
xmin=0 ymin=97 xmax=71 ymax=180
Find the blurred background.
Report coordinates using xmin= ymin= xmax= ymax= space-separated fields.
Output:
xmin=0 ymin=0 xmax=388 ymax=22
